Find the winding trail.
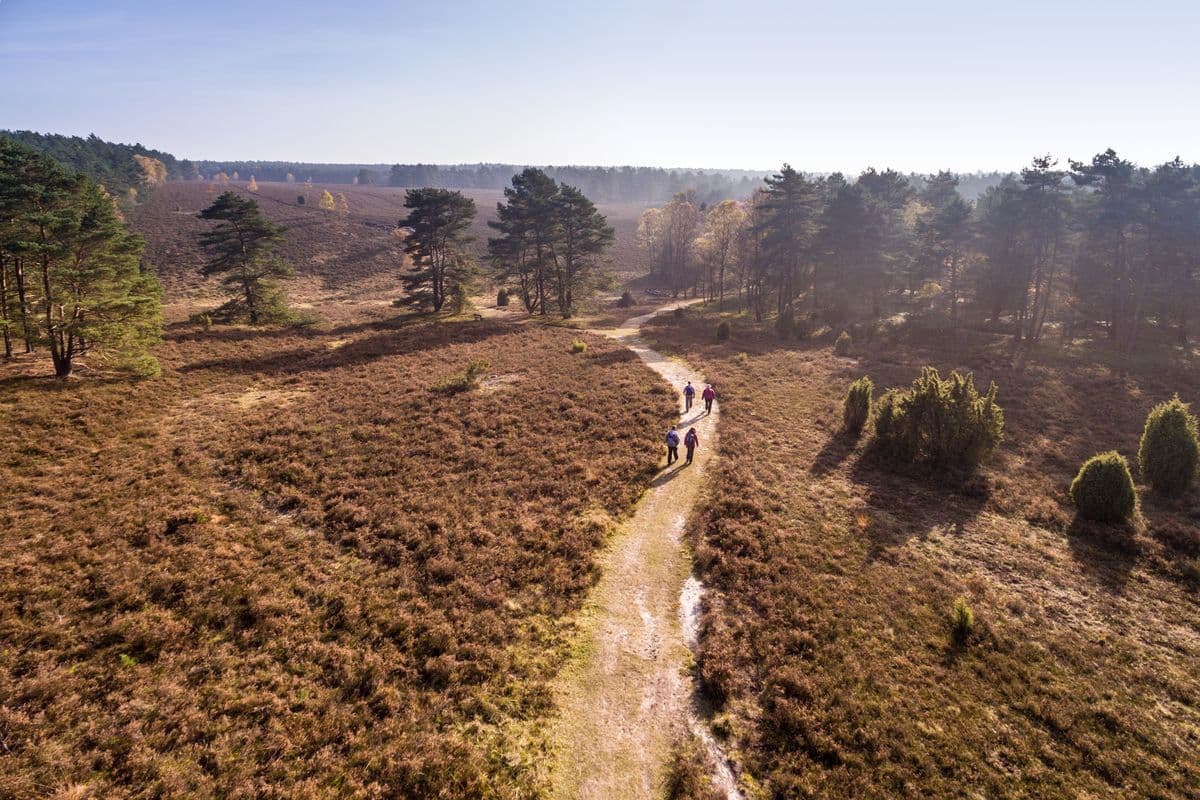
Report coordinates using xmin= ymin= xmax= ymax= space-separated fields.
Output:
xmin=549 ymin=303 xmax=739 ymax=800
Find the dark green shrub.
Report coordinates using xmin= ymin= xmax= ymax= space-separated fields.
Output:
xmin=871 ymin=367 xmax=1003 ymax=469
xmin=617 ymin=290 xmax=635 ymax=308
xmin=842 ymin=375 xmax=873 ymax=435
xmin=775 ymin=306 xmax=795 ymax=339
xmin=1138 ymin=395 xmax=1199 ymax=496
xmin=673 ymin=306 xmax=686 ymax=321
xmin=496 ymin=288 xmax=510 ymax=307
xmin=296 ymin=194 xmax=306 ymax=205
xmin=1070 ymin=451 xmax=1137 ymax=522
xmin=716 ymin=320 xmax=731 ymax=342
xmin=834 ymin=330 xmax=853 ymax=355
xmin=873 ymin=389 xmax=913 ymax=461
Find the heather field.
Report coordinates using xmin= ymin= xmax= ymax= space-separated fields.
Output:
xmin=643 ymin=309 xmax=1200 ymax=799
xmin=0 ymin=311 xmax=675 ymax=798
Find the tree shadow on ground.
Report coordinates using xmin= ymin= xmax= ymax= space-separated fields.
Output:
xmin=1065 ymin=516 xmax=1139 ymax=595
xmin=178 ymin=318 xmax=524 ymax=377
xmin=850 ymin=451 xmax=990 ymax=563
xmin=810 ymin=430 xmax=860 ymax=477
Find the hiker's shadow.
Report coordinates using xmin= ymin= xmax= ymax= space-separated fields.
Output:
xmin=650 ymin=463 xmax=688 ymax=487
xmin=680 ymin=412 xmax=708 ymax=426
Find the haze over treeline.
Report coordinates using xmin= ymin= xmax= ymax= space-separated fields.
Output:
xmin=7 ymin=130 xmax=1013 ymax=204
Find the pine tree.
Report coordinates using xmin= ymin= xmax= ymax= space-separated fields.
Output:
xmin=0 ymin=138 xmax=161 ymax=376
xmin=399 ymin=188 xmax=476 ymax=312
xmin=553 ymin=184 xmax=613 ymax=318
xmin=198 ymin=192 xmax=292 ymax=324
xmin=487 ymin=168 xmax=561 ymax=314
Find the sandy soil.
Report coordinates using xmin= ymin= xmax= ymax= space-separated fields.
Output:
xmin=549 ymin=303 xmax=733 ymax=799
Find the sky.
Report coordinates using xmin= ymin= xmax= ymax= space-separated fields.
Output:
xmin=2 ymin=0 xmax=1198 ymax=173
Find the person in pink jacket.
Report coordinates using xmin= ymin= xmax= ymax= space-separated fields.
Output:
xmin=702 ymin=384 xmax=716 ymax=414
xmin=684 ymin=427 xmax=699 ymax=464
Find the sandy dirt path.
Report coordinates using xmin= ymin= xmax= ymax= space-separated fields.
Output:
xmin=549 ymin=302 xmax=725 ymax=800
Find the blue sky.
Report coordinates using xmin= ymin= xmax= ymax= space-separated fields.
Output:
xmin=2 ymin=0 xmax=1197 ymax=172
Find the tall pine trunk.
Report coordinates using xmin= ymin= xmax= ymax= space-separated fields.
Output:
xmin=0 ymin=253 xmax=11 ymax=359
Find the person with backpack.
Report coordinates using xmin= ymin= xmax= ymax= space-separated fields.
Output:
xmin=702 ymin=384 xmax=716 ymax=414
xmin=684 ymin=427 xmax=699 ymax=464
xmin=683 ymin=381 xmax=695 ymax=411
xmin=665 ymin=425 xmax=681 ymax=465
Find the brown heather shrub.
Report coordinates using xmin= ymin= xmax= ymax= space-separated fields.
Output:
xmin=0 ymin=316 xmax=673 ymax=796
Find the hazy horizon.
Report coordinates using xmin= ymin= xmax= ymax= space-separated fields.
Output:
xmin=3 ymin=0 xmax=1199 ymax=173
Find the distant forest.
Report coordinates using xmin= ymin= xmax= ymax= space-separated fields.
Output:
xmin=6 ymin=130 xmax=1009 ymax=205
xmin=194 ymin=161 xmax=1008 ymax=204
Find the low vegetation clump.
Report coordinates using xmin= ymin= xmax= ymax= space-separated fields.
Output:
xmin=496 ymin=287 xmax=510 ymax=307
xmin=716 ymin=320 xmax=731 ymax=342
xmin=1138 ymin=395 xmax=1199 ymax=496
xmin=872 ymin=367 xmax=1003 ymax=470
xmin=571 ymin=338 xmax=588 ymax=353
xmin=617 ymin=290 xmax=635 ymax=308
xmin=842 ymin=375 xmax=873 ymax=435
xmin=834 ymin=330 xmax=853 ymax=355
xmin=1071 ymin=451 xmax=1138 ymax=522
xmin=951 ymin=596 xmax=975 ymax=643
xmin=431 ymin=359 xmax=489 ymax=394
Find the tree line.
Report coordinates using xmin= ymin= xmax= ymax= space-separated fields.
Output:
xmin=0 ymin=138 xmax=162 ymax=377
xmin=636 ymin=151 xmax=1200 ymax=351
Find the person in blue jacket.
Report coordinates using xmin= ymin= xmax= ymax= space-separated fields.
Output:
xmin=665 ymin=425 xmax=681 ymax=465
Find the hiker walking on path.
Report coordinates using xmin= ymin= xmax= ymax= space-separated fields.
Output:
xmin=702 ymin=384 xmax=716 ymax=414
xmin=683 ymin=381 xmax=695 ymax=411
xmin=665 ymin=425 xmax=681 ymax=466
xmin=684 ymin=427 xmax=699 ymax=465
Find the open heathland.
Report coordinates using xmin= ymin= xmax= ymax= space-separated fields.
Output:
xmin=0 ymin=312 xmax=675 ymax=798
xmin=643 ymin=307 xmax=1200 ymax=799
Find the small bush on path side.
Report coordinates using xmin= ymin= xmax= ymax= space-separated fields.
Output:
xmin=1071 ymin=451 xmax=1138 ymax=522
xmin=716 ymin=320 xmax=731 ymax=342
xmin=571 ymin=339 xmax=588 ymax=354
